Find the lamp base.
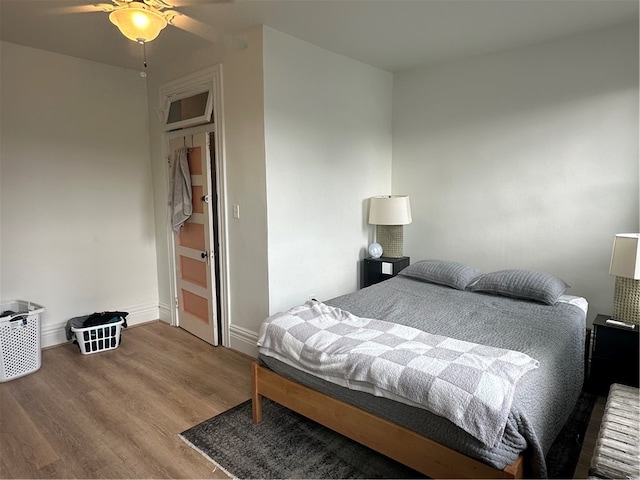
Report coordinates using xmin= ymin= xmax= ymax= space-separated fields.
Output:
xmin=613 ymin=276 xmax=640 ymax=325
xmin=376 ymin=225 xmax=404 ymax=258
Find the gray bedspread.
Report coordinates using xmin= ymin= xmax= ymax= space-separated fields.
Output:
xmin=259 ymin=275 xmax=587 ymax=478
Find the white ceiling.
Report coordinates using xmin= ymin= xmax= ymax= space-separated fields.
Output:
xmin=1 ymin=0 xmax=638 ymax=73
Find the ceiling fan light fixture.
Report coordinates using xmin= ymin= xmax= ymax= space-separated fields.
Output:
xmin=109 ymin=2 xmax=168 ymax=43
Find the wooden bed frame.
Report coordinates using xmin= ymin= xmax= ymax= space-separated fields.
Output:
xmin=252 ymin=362 xmax=524 ymax=479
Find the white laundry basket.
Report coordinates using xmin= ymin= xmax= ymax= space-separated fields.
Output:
xmin=71 ymin=319 xmax=125 ymax=355
xmin=0 ymin=300 xmax=44 ymax=382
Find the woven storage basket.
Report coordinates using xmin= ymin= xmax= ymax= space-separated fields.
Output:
xmin=613 ymin=277 xmax=640 ymax=325
xmin=589 ymin=383 xmax=640 ymax=479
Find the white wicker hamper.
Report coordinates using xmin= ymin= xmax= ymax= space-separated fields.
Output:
xmin=0 ymin=300 xmax=44 ymax=382
xmin=589 ymin=383 xmax=640 ymax=479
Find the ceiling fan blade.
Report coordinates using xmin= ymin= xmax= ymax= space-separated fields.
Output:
xmin=170 ymin=13 xmax=247 ymax=51
xmin=47 ymin=4 xmax=114 ymax=15
xmin=165 ymin=0 xmax=231 ymax=6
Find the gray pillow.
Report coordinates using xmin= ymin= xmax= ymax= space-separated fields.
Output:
xmin=468 ymin=269 xmax=569 ymax=305
xmin=399 ymin=260 xmax=482 ymax=290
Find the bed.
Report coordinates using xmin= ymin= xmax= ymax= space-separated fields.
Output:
xmin=252 ymin=260 xmax=588 ymax=479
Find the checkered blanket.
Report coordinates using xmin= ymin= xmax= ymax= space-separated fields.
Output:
xmin=257 ymin=301 xmax=539 ymax=447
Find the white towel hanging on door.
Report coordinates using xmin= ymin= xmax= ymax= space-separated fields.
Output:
xmin=170 ymin=147 xmax=192 ymax=232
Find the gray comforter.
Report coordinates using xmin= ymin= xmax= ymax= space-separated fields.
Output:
xmin=259 ymin=275 xmax=586 ymax=478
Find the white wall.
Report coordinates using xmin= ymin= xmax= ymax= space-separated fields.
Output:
xmin=263 ymin=27 xmax=393 ymax=314
xmin=218 ymin=27 xmax=270 ymax=354
xmin=392 ymin=23 xmax=639 ymax=325
xmin=0 ymin=42 xmax=160 ymax=346
xmin=144 ymin=73 xmax=172 ymax=322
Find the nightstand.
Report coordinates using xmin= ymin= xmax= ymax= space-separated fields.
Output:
xmin=363 ymin=256 xmax=410 ymax=288
xmin=589 ymin=313 xmax=639 ymax=394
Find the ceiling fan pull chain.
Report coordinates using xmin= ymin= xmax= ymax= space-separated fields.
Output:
xmin=138 ymin=39 xmax=148 ymax=78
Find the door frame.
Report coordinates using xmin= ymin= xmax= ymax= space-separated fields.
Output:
xmin=160 ymin=65 xmax=230 ymax=347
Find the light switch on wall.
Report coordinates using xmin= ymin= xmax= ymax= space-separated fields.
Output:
xmin=232 ymin=204 xmax=240 ymax=219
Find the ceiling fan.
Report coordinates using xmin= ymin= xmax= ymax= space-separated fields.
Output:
xmin=62 ymin=0 xmax=246 ymax=50
xmin=104 ymin=0 xmax=179 ymax=43
xmin=60 ymin=0 xmax=246 ymax=75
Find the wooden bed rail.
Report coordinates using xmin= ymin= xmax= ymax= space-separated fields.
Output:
xmin=252 ymin=362 xmax=523 ymax=479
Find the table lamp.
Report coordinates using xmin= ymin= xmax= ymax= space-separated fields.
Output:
xmin=609 ymin=233 xmax=640 ymax=324
xmin=368 ymin=195 xmax=412 ymax=258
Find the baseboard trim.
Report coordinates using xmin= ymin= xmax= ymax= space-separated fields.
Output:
xmin=41 ymin=302 xmax=160 ymax=348
xmin=228 ymin=324 xmax=258 ymax=358
xmin=158 ymin=302 xmax=172 ymax=324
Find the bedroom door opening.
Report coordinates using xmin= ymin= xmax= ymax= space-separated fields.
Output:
xmin=169 ymin=130 xmax=221 ymax=346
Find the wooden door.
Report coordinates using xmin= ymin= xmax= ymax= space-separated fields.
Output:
xmin=170 ymin=132 xmax=218 ymax=346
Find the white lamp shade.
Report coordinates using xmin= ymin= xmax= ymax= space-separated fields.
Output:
xmin=368 ymin=195 xmax=412 ymax=225
xmin=109 ymin=2 xmax=168 ymax=43
xmin=609 ymin=233 xmax=640 ymax=279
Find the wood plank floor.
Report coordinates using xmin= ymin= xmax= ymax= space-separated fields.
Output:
xmin=0 ymin=320 xmax=605 ymax=479
xmin=0 ymin=321 xmax=253 ymax=479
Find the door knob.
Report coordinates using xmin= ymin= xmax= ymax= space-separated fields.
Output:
xmin=201 ymin=252 xmax=208 ymax=259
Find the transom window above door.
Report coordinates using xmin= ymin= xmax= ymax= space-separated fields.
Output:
xmin=163 ymin=84 xmax=213 ymax=131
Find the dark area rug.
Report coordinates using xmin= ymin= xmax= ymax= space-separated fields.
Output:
xmin=546 ymin=391 xmax=598 ymax=479
xmin=180 ymin=392 xmax=597 ymax=479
